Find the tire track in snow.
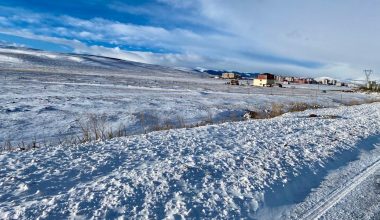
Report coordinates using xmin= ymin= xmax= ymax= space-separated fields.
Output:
xmin=301 ymin=156 xmax=380 ymax=220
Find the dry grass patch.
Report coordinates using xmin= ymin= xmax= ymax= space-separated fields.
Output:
xmin=268 ymin=103 xmax=285 ymax=118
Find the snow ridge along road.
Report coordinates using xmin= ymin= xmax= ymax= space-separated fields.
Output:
xmin=301 ymin=156 xmax=380 ymax=220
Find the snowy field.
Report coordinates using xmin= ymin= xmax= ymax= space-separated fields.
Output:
xmin=1 ymin=102 xmax=379 ymax=219
xmin=1 ymin=46 xmax=379 ymax=146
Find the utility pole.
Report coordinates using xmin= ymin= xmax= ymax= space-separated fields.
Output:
xmin=364 ymin=69 xmax=373 ymax=84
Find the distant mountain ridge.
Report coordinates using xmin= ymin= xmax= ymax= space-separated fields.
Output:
xmin=194 ymin=67 xmax=259 ymax=78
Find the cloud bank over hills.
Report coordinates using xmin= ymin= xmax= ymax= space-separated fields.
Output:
xmin=0 ymin=0 xmax=379 ymax=80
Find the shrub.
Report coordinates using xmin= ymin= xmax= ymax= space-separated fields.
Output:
xmin=268 ymin=103 xmax=285 ymax=118
xmin=345 ymin=100 xmax=361 ymax=106
xmin=176 ymin=114 xmax=186 ymax=128
xmin=288 ymin=102 xmax=311 ymax=112
xmin=76 ymin=113 xmax=114 ymax=142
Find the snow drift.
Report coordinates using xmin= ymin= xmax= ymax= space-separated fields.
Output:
xmin=0 ymin=103 xmax=380 ymax=219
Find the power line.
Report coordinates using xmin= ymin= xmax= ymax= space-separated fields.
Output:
xmin=363 ymin=69 xmax=373 ymax=84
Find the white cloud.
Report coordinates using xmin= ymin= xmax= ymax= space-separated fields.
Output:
xmin=0 ymin=16 xmax=10 ymax=26
xmin=73 ymin=44 xmax=209 ymax=67
xmin=191 ymin=0 xmax=380 ymax=79
xmin=156 ymin=0 xmax=197 ymax=9
xmin=1 ymin=2 xmax=380 ymax=80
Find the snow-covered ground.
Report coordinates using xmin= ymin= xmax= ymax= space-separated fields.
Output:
xmin=1 ymin=46 xmax=378 ymax=146
xmin=1 ymin=102 xmax=379 ymax=219
xmin=282 ymin=83 xmax=352 ymax=91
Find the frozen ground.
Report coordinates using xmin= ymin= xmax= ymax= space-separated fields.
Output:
xmin=0 ymin=102 xmax=379 ymax=219
xmin=0 ymin=46 xmax=379 ymax=146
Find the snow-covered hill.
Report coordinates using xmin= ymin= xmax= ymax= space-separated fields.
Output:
xmin=314 ymin=76 xmax=336 ymax=82
xmin=0 ymin=46 xmax=207 ymax=79
xmin=1 ymin=103 xmax=379 ymax=219
xmin=0 ymin=46 xmax=378 ymax=147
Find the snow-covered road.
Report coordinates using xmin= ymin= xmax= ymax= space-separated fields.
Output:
xmin=1 ymin=103 xmax=379 ymax=219
xmin=276 ymin=135 xmax=380 ymax=220
xmin=301 ymin=154 xmax=380 ymax=220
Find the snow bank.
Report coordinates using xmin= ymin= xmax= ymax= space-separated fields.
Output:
xmin=0 ymin=103 xmax=379 ymax=219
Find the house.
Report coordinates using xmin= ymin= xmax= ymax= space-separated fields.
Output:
xmin=294 ymin=78 xmax=308 ymax=84
xmin=285 ymin=76 xmax=295 ymax=82
xmin=275 ymin=75 xmax=285 ymax=82
xmin=336 ymin=82 xmax=346 ymax=87
xmin=305 ymin=78 xmax=317 ymax=84
xmin=253 ymin=73 xmax=276 ymax=87
xmin=367 ymin=81 xmax=377 ymax=89
xmin=222 ymin=72 xmax=241 ymax=79
xmin=322 ymin=79 xmax=330 ymax=85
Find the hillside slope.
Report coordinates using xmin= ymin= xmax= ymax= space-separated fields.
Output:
xmin=0 ymin=46 xmax=206 ymax=79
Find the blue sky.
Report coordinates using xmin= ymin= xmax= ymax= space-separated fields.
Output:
xmin=0 ymin=0 xmax=380 ymax=79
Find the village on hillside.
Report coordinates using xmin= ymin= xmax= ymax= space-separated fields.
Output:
xmin=219 ymin=71 xmax=380 ymax=91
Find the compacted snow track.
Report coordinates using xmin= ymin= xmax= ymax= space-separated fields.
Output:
xmin=301 ymin=156 xmax=380 ymax=220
